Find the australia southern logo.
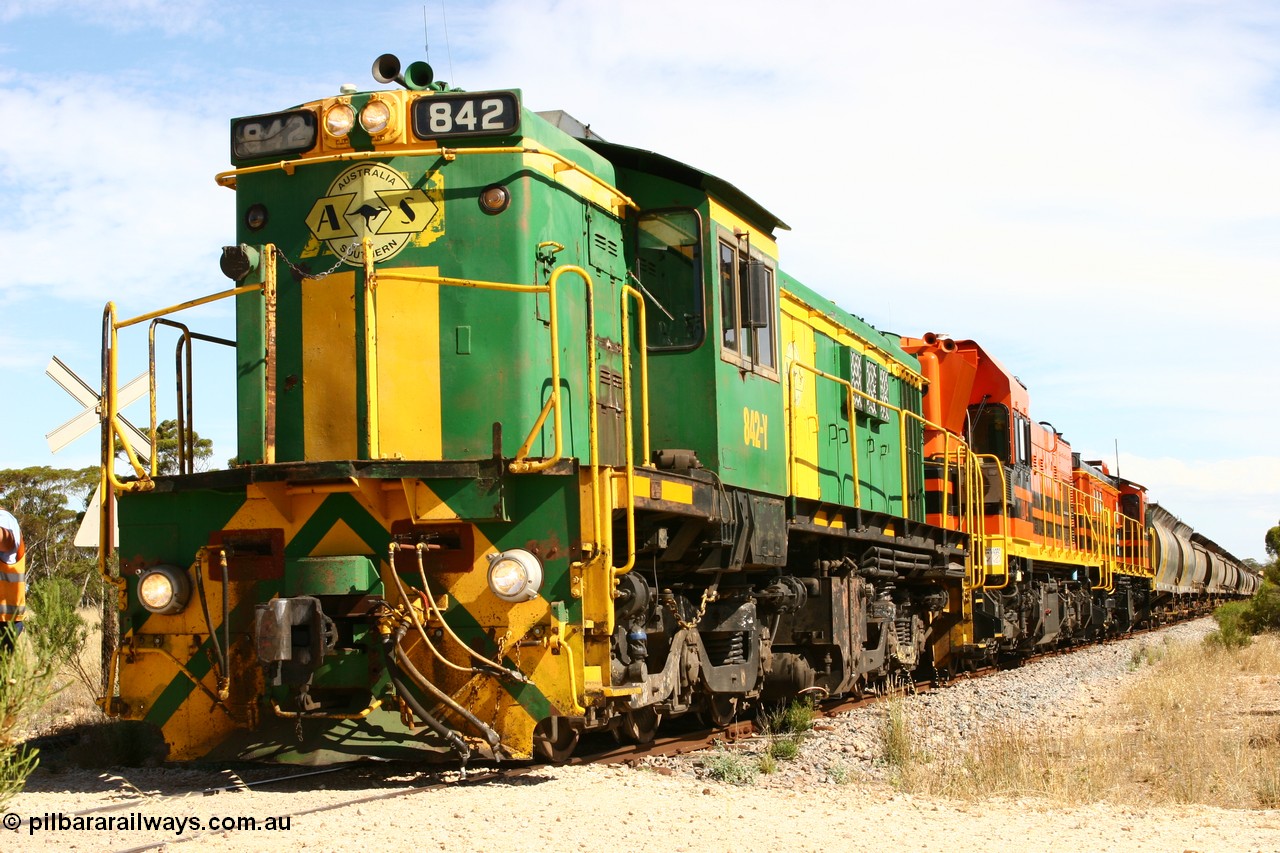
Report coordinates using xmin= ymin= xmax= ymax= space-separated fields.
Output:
xmin=305 ymin=163 xmax=441 ymax=265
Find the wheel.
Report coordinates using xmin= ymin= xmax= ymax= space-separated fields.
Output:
xmin=621 ymin=706 xmax=662 ymax=744
xmin=533 ymin=717 xmax=579 ymax=764
xmin=701 ymin=695 xmax=739 ymax=728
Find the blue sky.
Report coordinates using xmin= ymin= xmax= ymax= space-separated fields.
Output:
xmin=1 ymin=0 xmax=1277 ymax=560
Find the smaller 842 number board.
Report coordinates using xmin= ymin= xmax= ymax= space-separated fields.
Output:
xmin=411 ymin=92 xmax=520 ymax=139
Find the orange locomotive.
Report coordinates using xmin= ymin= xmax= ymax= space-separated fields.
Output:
xmin=903 ymin=333 xmax=1250 ymax=668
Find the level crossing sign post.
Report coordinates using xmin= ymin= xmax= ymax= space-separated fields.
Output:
xmin=45 ymin=355 xmax=154 ymax=548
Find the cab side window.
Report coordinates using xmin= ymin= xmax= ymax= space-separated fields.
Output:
xmin=718 ymin=231 xmax=777 ymax=377
xmin=968 ymin=403 xmax=1011 ymax=462
xmin=1012 ymin=413 xmax=1032 ymax=466
xmin=719 ymin=240 xmax=739 ymax=353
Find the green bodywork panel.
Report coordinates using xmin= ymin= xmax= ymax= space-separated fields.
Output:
xmin=230 ymin=99 xmax=627 ymax=469
xmin=603 ymin=163 xmax=787 ymax=493
xmin=780 ymin=273 xmax=926 ymax=519
xmin=284 ymin=556 xmax=380 ymax=597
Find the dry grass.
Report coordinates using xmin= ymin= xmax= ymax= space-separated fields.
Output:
xmin=883 ymin=634 xmax=1280 ymax=809
xmin=21 ymin=606 xmax=106 ymax=739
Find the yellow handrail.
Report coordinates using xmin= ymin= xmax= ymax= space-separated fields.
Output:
xmin=786 ymin=359 xmax=862 ymax=508
xmin=614 ymin=285 xmax=650 ymax=574
xmin=214 ymin=144 xmax=639 ymax=214
xmin=772 ymin=355 xmax=1151 ymax=596
xmin=113 ymin=283 xmax=265 ymax=330
xmin=376 ymin=265 xmax=602 ymax=553
xmin=102 ymin=247 xmax=281 ymax=495
xmin=362 ymin=237 xmax=380 ymax=460
xmin=787 ymin=358 xmax=934 ymax=517
xmin=782 ymin=356 xmax=1000 ymax=589
xmin=971 ymin=453 xmax=1010 ymax=590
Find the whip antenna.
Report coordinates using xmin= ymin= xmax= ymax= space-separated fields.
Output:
xmin=440 ymin=0 xmax=456 ymax=86
xmin=423 ymin=3 xmax=456 ymax=86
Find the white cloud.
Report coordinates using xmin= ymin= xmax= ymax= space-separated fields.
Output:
xmin=1121 ymin=454 xmax=1280 ymax=499
xmin=438 ymin=0 xmax=1280 ymax=560
xmin=0 ymin=0 xmax=222 ymax=35
xmin=447 ymin=2 xmax=1280 ymax=329
xmin=0 ymin=72 xmax=233 ymax=306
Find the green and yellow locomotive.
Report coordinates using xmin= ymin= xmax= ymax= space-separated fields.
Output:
xmin=94 ymin=55 xmax=1250 ymax=765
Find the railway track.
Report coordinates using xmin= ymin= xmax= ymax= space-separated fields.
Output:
xmin=12 ymin=619 xmax=1210 ymax=852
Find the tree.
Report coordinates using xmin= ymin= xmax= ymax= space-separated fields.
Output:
xmin=153 ymin=418 xmax=214 ymax=474
xmin=1211 ymin=524 xmax=1280 ymax=642
xmin=0 ymin=466 xmax=98 ymax=595
xmin=117 ymin=419 xmax=214 ymax=475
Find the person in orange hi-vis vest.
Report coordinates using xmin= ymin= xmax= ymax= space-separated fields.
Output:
xmin=0 ymin=507 xmax=24 ymax=655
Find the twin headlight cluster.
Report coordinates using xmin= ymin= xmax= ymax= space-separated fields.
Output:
xmin=134 ymin=549 xmax=543 ymax=614
xmin=324 ymin=97 xmax=395 ymax=139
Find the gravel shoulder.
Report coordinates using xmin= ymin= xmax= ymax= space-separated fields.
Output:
xmin=7 ymin=619 xmax=1280 ymax=852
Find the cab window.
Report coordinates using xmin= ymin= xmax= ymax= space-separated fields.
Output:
xmin=1012 ymin=413 xmax=1032 ymax=466
xmin=636 ymin=209 xmax=704 ymax=352
xmin=968 ymin=403 xmax=1010 ymax=462
xmin=718 ymin=230 xmax=776 ymax=376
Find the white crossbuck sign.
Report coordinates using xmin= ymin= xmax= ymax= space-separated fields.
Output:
xmin=45 ymin=356 xmax=152 ymax=461
xmin=46 ymin=356 xmax=153 ymax=549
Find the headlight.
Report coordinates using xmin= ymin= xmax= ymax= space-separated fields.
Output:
xmin=324 ymin=103 xmax=355 ymax=137
xmin=360 ymin=99 xmax=392 ymax=135
xmin=486 ymin=549 xmax=543 ymax=603
xmin=137 ymin=565 xmax=192 ymax=615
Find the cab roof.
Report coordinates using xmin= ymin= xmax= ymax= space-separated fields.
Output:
xmin=582 ymin=139 xmax=791 ymax=236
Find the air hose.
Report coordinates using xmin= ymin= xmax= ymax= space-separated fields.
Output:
xmin=380 ymin=634 xmax=471 ymax=764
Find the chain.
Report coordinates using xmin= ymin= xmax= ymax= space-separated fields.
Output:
xmin=272 ymin=243 xmax=362 ymax=281
xmin=293 ymin=690 xmax=307 ymax=743
xmin=663 ymin=574 xmax=722 ymax=631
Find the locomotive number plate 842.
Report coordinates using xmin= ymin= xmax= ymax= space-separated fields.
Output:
xmin=411 ymin=92 xmax=520 ymax=139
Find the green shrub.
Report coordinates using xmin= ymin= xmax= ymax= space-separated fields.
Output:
xmin=767 ymin=735 xmax=802 ymax=761
xmin=702 ymin=748 xmax=757 ymax=785
xmin=1207 ymin=601 xmax=1253 ymax=649
xmin=827 ymin=760 xmax=853 ymax=785
xmin=1243 ymin=576 xmax=1280 ymax=633
xmin=882 ymin=696 xmax=915 ymax=768
xmin=25 ymin=578 xmax=95 ymax=693
xmin=759 ymin=697 xmax=816 ymax=737
xmin=0 ymin=640 xmax=58 ymax=810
